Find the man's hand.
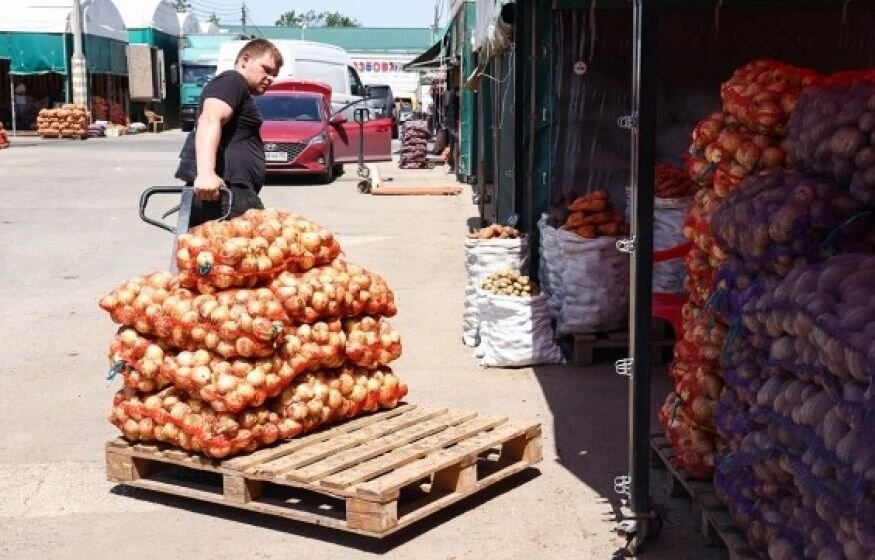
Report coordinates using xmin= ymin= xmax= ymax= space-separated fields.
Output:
xmin=193 ymin=173 xmax=224 ymax=201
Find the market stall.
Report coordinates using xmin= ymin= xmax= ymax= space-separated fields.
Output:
xmin=115 ymin=0 xmax=182 ymax=128
xmin=0 ymin=0 xmax=129 ymax=134
xmin=468 ymin=0 xmax=875 ymax=555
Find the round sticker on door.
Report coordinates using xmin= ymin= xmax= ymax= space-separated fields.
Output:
xmin=573 ymin=61 xmax=588 ymax=76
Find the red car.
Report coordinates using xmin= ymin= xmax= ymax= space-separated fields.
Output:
xmin=255 ymin=79 xmax=393 ymax=183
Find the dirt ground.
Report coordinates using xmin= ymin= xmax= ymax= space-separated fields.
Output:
xmin=0 ymin=131 xmax=728 ymax=560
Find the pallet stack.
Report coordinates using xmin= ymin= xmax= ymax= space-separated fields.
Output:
xmin=37 ymin=104 xmax=89 ymax=139
xmin=100 ymin=209 xmax=408 ymax=460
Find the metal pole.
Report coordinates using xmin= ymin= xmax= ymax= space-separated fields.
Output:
xmin=70 ymin=0 xmax=88 ymax=106
xmin=10 ymin=77 xmax=16 ymax=136
xmin=628 ymin=0 xmax=658 ymax=519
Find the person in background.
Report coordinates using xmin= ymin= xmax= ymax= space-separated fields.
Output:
xmin=422 ymin=85 xmax=435 ymax=133
xmin=444 ymin=85 xmax=460 ymax=174
xmin=13 ymin=84 xmax=30 ymax=129
xmin=175 ymin=39 xmax=282 ymax=227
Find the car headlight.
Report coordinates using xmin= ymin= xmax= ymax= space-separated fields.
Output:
xmin=307 ymin=132 xmax=328 ymax=146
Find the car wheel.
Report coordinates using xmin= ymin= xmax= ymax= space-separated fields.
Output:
xmin=319 ymin=152 xmax=335 ymax=184
xmin=333 ymin=163 xmax=344 ymax=177
xmin=181 ymin=122 xmax=194 ymax=132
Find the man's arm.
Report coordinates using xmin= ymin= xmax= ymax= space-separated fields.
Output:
xmin=193 ymin=97 xmax=235 ymax=201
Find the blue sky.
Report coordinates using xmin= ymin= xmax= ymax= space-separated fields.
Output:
xmin=188 ymin=0 xmax=448 ymax=29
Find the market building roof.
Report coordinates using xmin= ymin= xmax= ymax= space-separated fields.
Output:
xmin=0 ymin=0 xmax=127 ymax=42
xmin=176 ymin=11 xmax=201 ymax=36
xmin=219 ymin=26 xmax=436 ymax=54
xmin=114 ymin=0 xmax=180 ymax=36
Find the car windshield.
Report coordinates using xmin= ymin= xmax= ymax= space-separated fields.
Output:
xmin=400 ymin=101 xmax=413 ymax=112
xmin=369 ymin=86 xmax=391 ymax=99
xmin=182 ymin=65 xmax=215 ymax=86
xmin=255 ymin=96 xmax=322 ymax=122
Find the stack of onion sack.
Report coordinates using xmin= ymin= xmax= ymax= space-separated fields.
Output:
xmin=712 ymin=255 xmax=875 ymax=560
xmin=100 ymin=209 xmax=408 ymax=458
xmin=658 ymin=59 xmax=823 ymax=478
xmin=399 ymin=120 xmax=429 ymax=169
xmin=92 ymin=96 xmax=109 ymax=121
xmin=37 ymin=104 xmax=89 ymax=139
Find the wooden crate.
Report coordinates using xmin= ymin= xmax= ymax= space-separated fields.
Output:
xmin=106 ymin=404 xmax=542 ymax=538
xmin=650 ymin=433 xmax=758 ymax=560
xmin=563 ymin=325 xmax=675 ymax=367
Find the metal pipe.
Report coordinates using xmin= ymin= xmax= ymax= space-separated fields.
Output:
xmin=71 ymin=0 xmax=84 ymax=57
xmin=526 ymin=1 xmax=538 ymax=236
xmin=10 ymin=77 xmax=16 ymax=136
xmin=628 ymin=0 xmax=658 ymax=517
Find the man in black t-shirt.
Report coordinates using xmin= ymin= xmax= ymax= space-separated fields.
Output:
xmin=175 ymin=39 xmax=282 ymax=226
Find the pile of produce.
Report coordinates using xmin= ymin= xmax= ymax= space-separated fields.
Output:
xmin=659 ymin=59 xmax=821 ymax=478
xmin=0 ymin=122 xmax=8 ymax=148
xmin=559 ymin=190 xmax=629 ymax=239
xmin=92 ymin=96 xmax=128 ymax=125
xmin=37 ymin=104 xmax=89 ymax=139
xmin=101 ymin=209 xmax=407 ymax=459
xmin=399 ymin=120 xmax=430 ymax=169
xmin=787 ymin=78 xmax=875 ymax=206
xmin=467 ymin=224 xmax=521 ymax=240
xmin=480 ymin=270 xmax=537 ymax=297
xmin=685 ymin=111 xmax=787 ymax=196
xmin=654 ymin=163 xmax=700 ymax=198
xmin=720 ymin=59 xmax=822 ymax=135
xmin=714 ymin=255 xmax=875 ymax=559
xmin=462 ymin=223 xmax=528 ymax=347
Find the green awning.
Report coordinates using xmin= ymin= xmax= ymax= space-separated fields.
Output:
xmin=404 ymin=27 xmax=451 ymax=70
xmin=5 ymin=32 xmax=68 ymax=75
xmin=84 ymin=35 xmax=129 ymax=76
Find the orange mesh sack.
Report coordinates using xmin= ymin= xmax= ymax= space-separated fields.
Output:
xmin=342 ymin=316 xmax=403 ymax=368
xmin=108 ymin=323 xmax=347 ymax=414
xmin=108 ymin=328 xmax=173 ymax=393
xmin=720 ymin=59 xmax=822 ymax=135
xmin=271 ymin=258 xmax=397 ymax=324
xmin=99 ymin=271 xmax=290 ymax=359
xmin=176 ymin=209 xmax=342 ymax=292
xmin=109 ymin=366 xmax=409 ymax=458
xmin=686 ymin=114 xmax=787 ymax=198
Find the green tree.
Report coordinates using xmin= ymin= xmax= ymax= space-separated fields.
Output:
xmin=323 ymin=11 xmax=360 ymax=27
xmin=274 ymin=9 xmax=360 ymax=28
xmin=275 ymin=10 xmax=302 ymax=27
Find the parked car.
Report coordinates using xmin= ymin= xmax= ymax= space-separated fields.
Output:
xmin=365 ymin=84 xmax=397 ymax=138
xmin=256 ymin=79 xmax=393 ymax=183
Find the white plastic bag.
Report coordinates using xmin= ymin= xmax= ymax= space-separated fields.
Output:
xmin=477 ymin=292 xmax=564 ymax=367
xmin=537 ymin=214 xmax=564 ymax=319
xmin=555 ymin=232 xmax=629 ymax=336
xmin=625 ymin=190 xmax=692 ymax=294
xmin=462 ymin=237 xmax=529 ymax=347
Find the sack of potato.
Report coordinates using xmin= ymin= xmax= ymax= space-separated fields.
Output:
xmin=475 ymin=271 xmax=563 ymax=367
xmin=0 ymin=122 xmax=9 ymax=149
xmin=462 ymin=225 xmax=528 ymax=347
xmin=37 ymin=104 xmax=88 ymax=139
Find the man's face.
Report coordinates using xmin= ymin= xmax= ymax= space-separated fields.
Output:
xmin=238 ymin=52 xmax=280 ymax=95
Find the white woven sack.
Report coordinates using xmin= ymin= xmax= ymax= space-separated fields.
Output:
xmin=477 ymin=292 xmax=564 ymax=367
xmin=462 ymin=237 xmax=529 ymax=347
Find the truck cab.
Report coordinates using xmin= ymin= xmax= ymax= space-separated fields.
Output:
xmin=179 ymin=35 xmax=224 ymax=131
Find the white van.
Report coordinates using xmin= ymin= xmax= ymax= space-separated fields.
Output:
xmin=215 ymin=40 xmax=368 ymax=112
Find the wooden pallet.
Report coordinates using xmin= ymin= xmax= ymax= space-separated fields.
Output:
xmin=562 ymin=326 xmax=675 ymax=367
xmin=106 ymin=404 xmax=542 ymax=538
xmin=650 ymin=433 xmax=758 ymax=560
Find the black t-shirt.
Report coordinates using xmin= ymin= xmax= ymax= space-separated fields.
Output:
xmin=176 ymin=71 xmax=265 ymax=192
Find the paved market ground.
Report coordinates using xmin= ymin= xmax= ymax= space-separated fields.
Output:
xmin=0 ymin=132 xmax=727 ymax=560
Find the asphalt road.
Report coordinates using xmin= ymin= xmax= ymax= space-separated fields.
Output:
xmin=0 ymin=131 xmax=728 ymax=560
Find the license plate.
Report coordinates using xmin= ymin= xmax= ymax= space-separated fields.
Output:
xmin=265 ymin=151 xmax=288 ymax=162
